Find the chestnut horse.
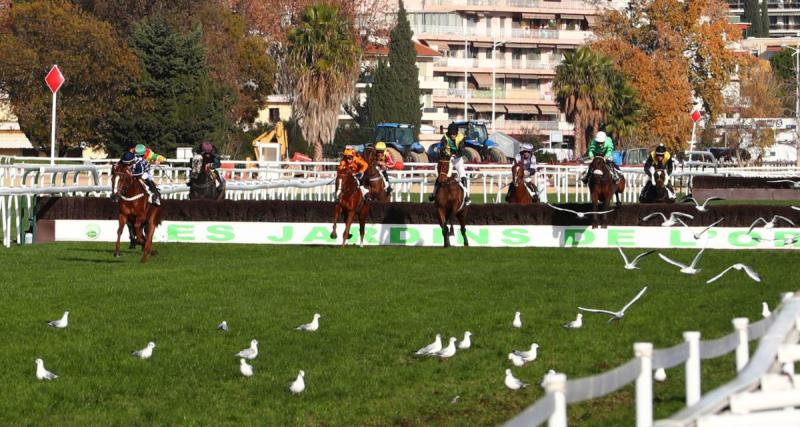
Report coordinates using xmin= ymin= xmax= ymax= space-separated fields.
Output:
xmin=111 ymin=168 xmax=162 ymax=262
xmin=363 ymin=147 xmax=388 ymax=202
xmin=587 ymin=156 xmax=625 ymax=228
xmin=507 ymin=160 xmax=538 ymax=205
xmin=330 ymin=169 xmax=369 ymax=247
xmin=434 ymin=158 xmax=469 ymax=248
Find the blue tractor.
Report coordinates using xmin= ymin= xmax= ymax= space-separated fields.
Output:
xmin=364 ymin=123 xmax=428 ymax=163
xmin=427 ymin=120 xmax=507 ymax=164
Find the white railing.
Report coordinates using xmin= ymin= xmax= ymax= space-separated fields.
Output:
xmin=505 ymin=292 xmax=800 ymax=427
xmin=423 ymin=0 xmax=607 ymax=11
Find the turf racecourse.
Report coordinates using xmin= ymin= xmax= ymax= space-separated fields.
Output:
xmin=0 ymin=243 xmax=796 ymax=426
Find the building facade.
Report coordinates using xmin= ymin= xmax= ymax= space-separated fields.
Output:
xmin=728 ymin=1 xmax=800 ymax=37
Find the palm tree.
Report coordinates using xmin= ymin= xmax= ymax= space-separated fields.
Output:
xmin=287 ymin=4 xmax=361 ymax=161
xmin=554 ymin=47 xmax=614 ymax=156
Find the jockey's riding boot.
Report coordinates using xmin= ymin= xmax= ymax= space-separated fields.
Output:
xmin=382 ymin=170 xmax=392 ymax=194
xmin=146 ymin=179 xmax=161 ymax=206
xmin=581 ymin=171 xmax=589 ymax=185
xmin=429 ymin=182 xmax=439 ymax=201
xmin=461 ymin=177 xmax=471 ymax=205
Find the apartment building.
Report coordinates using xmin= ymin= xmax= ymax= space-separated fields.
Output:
xmin=403 ymin=0 xmax=627 ymax=145
xmin=728 ymin=0 xmax=800 ymax=37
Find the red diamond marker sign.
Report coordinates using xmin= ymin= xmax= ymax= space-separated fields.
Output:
xmin=690 ymin=110 xmax=701 ymax=123
xmin=45 ymin=65 xmax=64 ymax=94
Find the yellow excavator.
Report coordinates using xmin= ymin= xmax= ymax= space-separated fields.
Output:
xmin=251 ymin=121 xmax=288 ymax=161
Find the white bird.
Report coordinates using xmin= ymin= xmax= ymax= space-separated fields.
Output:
xmin=450 ymin=395 xmax=460 ymax=404
xmin=752 ymin=235 xmax=800 ymax=245
xmin=658 ymin=248 xmax=705 ymax=274
xmin=504 ymin=369 xmax=528 ymax=390
xmin=35 ymin=358 xmax=58 ymax=380
xmin=458 ymin=331 xmax=472 ymax=349
xmin=642 ymin=211 xmax=694 ymax=227
xmin=512 ymin=311 xmax=522 ymax=328
xmin=217 ymin=320 xmax=228 ymax=332
xmin=436 ymin=337 xmax=458 ymax=359
xmin=681 ymin=196 xmax=723 ymax=212
xmin=235 ymin=339 xmax=259 ymax=360
xmin=792 ymin=205 xmax=800 ymax=211
xmin=540 ymin=369 xmax=556 ymax=388
xmin=546 ymin=203 xmax=614 ymax=219
xmin=579 ymin=286 xmax=648 ymax=322
xmin=747 ymin=215 xmax=796 ymax=234
xmin=289 ymin=370 xmax=305 ymax=394
xmin=674 ymin=217 xmax=725 ymax=240
xmin=47 ymin=311 xmax=69 ymax=329
xmin=131 ymin=341 xmax=156 ymax=359
xmin=239 ymin=358 xmax=253 ymax=377
xmin=654 ymin=368 xmax=667 ymax=382
xmin=563 ymin=313 xmax=583 ymax=329
xmin=706 ymin=263 xmax=761 ymax=284
xmin=296 ymin=313 xmax=321 ymax=331
xmin=513 ymin=343 xmax=539 ymax=362
xmin=617 ymin=247 xmax=656 ymax=270
xmin=414 ymin=334 xmax=442 ymax=356
xmin=762 ymin=302 xmax=771 ymax=318
xmin=508 ymin=353 xmax=526 ymax=367
xmin=767 ymin=179 xmax=800 ymax=189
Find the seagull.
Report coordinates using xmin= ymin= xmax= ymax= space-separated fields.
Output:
xmin=762 ymin=302 xmax=771 ymax=318
xmin=508 ymin=353 xmax=526 ymax=367
xmin=458 ymin=331 xmax=472 ymax=349
xmin=658 ymin=248 xmax=705 ymax=275
xmin=450 ymin=395 xmax=460 ymax=404
xmin=563 ymin=313 xmax=583 ymax=329
xmin=540 ymin=369 xmax=556 ymax=388
xmin=642 ymin=211 xmax=694 ymax=227
xmin=289 ymin=370 xmax=305 ymax=394
xmin=752 ymin=235 xmax=800 ymax=245
xmin=792 ymin=206 xmax=800 ymax=211
xmin=47 ymin=311 xmax=69 ymax=329
xmin=617 ymin=247 xmax=656 ymax=270
xmin=654 ymin=368 xmax=667 ymax=382
xmin=414 ymin=334 xmax=442 ymax=356
xmin=675 ymin=217 xmax=725 ymax=240
xmin=235 ymin=339 xmax=259 ymax=360
xmin=681 ymin=196 xmax=723 ymax=212
xmin=296 ymin=313 xmax=321 ymax=331
xmin=217 ymin=321 xmax=228 ymax=332
xmin=512 ymin=311 xmax=522 ymax=328
xmin=747 ymin=216 xmax=796 ymax=234
xmin=546 ymin=203 xmax=614 ymax=218
xmin=240 ymin=358 xmax=253 ymax=377
xmin=579 ymin=286 xmax=647 ymax=322
xmin=35 ymin=358 xmax=58 ymax=380
xmin=705 ymin=263 xmax=761 ymax=284
xmin=767 ymin=179 xmax=800 ymax=189
xmin=513 ymin=343 xmax=539 ymax=362
xmin=504 ymin=369 xmax=528 ymax=390
xmin=436 ymin=337 xmax=458 ymax=359
xmin=131 ymin=342 xmax=156 ymax=359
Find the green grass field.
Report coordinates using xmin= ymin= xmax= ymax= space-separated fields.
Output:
xmin=0 ymin=243 xmax=796 ymax=426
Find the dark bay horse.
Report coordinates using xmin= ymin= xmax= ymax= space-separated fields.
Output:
xmin=363 ymin=147 xmax=388 ymax=202
xmin=330 ymin=170 xmax=369 ymax=247
xmin=587 ymin=156 xmax=625 ymax=228
xmin=111 ymin=169 xmax=162 ymax=262
xmin=189 ymin=154 xmax=225 ymax=200
xmin=640 ymin=168 xmax=674 ymax=203
xmin=434 ymin=158 xmax=468 ymax=248
xmin=507 ymin=160 xmax=538 ymax=205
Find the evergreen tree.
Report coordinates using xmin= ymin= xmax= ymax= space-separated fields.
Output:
xmin=760 ymin=0 xmax=770 ymax=37
xmin=744 ymin=0 xmax=761 ymax=38
xmin=366 ymin=60 xmax=391 ymax=129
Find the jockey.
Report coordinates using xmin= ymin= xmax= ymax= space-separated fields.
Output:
xmin=582 ymin=131 xmax=620 ymax=184
xmin=373 ymin=141 xmax=394 ymax=194
xmin=131 ymin=143 xmax=165 ymax=206
xmin=506 ymin=143 xmax=537 ymax=201
xmin=429 ymin=123 xmax=470 ymax=204
xmin=640 ymin=143 xmax=675 ymax=200
xmin=196 ymin=141 xmax=224 ymax=189
xmin=336 ymin=148 xmax=370 ymax=198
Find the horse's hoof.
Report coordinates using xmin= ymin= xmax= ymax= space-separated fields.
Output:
xmin=128 ymin=244 xmax=136 ymax=249
xmin=346 ymin=234 xmax=352 ymax=239
xmin=114 ymin=253 xmax=121 ymax=258
xmin=329 ymin=232 xmax=336 ymax=239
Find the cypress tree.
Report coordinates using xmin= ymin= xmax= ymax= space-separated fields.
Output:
xmin=760 ymin=0 xmax=770 ymax=37
xmin=744 ymin=0 xmax=761 ymax=38
xmin=367 ymin=60 xmax=392 ymax=129
xmin=385 ymin=0 xmax=422 ymax=137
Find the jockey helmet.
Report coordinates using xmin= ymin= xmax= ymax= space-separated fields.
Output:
xmin=655 ymin=144 xmax=667 ymax=156
xmin=520 ymin=143 xmax=534 ymax=153
xmin=447 ymin=123 xmax=459 ymax=137
xmin=594 ymin=131 xmax=607 ymax=143
xmin=375 ymin=142 xmax=386 ymax=151
xmin=201 ymin=142 xmax=213 ymax=154
xmin=134 ymin=144 xmax=146 ymax=156
xmin=343 ymin=148 xmax=355 ymax=158
xmin=121 ymin=152 xmax=135 ymax=164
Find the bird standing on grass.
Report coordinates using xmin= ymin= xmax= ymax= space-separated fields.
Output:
xmin=458 ymin=331 xmax=472 ymax=349
xmin=296 ymin=313 xmax=321 ymax=331
xmin=35 ymin=358 xmax=58 ymax=380
xmin=436 ymin=337 xmax=458 ymax=359
xmin=240 ymin=358 xmax=253 ymax=377
xmin=289 ymin=370 xmax=305 ymax=394
xmin=235 ymin=339 xmax=259 ymax=360
xmin=513 ymin=343 xmax=539 ymax=363
xmin=563 ymin=313 xmax=583 ymax=329
xmin=504 ymin=369 xmax=528 ymax=390
xmin=47 ymin=311 xmax=69 ymax=329
xmin=762 ymin=302 xmax=771 ymax=318
xmin=217 ymin=320 xmax=228 ymax=332
xmin=512 ymin=311 xmax=522 ymax=328
xmin=131 ymin=342 xmax=156 ymax=360
xmin=414 ymin=334 xmax=442 ymax=356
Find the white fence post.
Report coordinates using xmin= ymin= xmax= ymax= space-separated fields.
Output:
xmin=634 ymin=342 xmax=653 ymax=427
xmin=545 ymin=373 xmax=567 ymax=427
xmin=684 ymin=331 xmax=701 ymax=406
xmin=733 ymin=317 xmax=750 ymax=372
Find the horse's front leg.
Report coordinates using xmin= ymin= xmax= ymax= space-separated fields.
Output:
xmin=114 ymin=214 xmax=126 ymax=257
xmin=134 ymin=217 xmax=146 ymax=249
xmin=141 ymin=213 xmax=157 ymax=263
xmin=457 ymin=210 xmax=469 ymax=247
xmin=358 ymin=204 xmax=369 ymax=248
xmin=438 ymin=207 xmax=450 ymax=248
xmin=127 ymin=218 xmax=137 ymax=249
xmin=591 ymin=194 xmax=600 ymax=229
xmin=330 ymin=204 xmax=341 ymax=240
xmin=342 ymin=209 xmax=356 ymax=247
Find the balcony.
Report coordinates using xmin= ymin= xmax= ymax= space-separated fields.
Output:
xmin=433 ymin=88 xmax=549 ymax=100
xmin=422 ymin=107 xmax=449 ymax=122
xmin=420 ymin=0 xmax=604 ymax=12
xmin=419 ymin=76 xmax=449 ymax=90
xmin=411 ymin=25 xmax=591 ymax=43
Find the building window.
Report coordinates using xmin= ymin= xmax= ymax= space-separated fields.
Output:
xmin=527 ymin=49 xmax=541 ymax=62
xmin=512 ymin=78 xmax=523 ymax=89
xmin=269 ymin=108 xmax=280 ymax=123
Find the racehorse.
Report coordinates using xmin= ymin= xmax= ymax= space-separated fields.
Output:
xmin=639 ymin=168 xmax=674 ymax=203
xmin=507 ymin=160 xmax=539 ymax=205
xmin=434 ymin=158 xmax=469 ymax=248
xmin=330 ymin=169 xmax=370 ymax=247
xmin=587 ymin=156 xmax=625 ymax=228
xmin=111 ymin=168 xmax=162 ymax=263
xmin=363 ymin=147 xmax=388 ymax=202
xmin=189 ymin=154 xmax=225 ymax=200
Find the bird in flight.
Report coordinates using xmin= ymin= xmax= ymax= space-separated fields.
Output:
xmin=579 ymin=286 xmax=648 ymax=322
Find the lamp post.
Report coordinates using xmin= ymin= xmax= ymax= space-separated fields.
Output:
xmin=491 ymin=40 xmax=505 ymax=133
xmin=781 ymin=40 xmax=800 ymax=167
